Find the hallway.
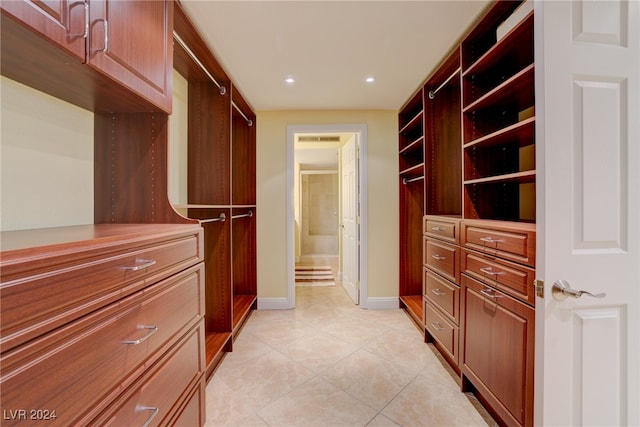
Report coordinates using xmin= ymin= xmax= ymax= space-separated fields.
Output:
xmin=205 ymin=283 xmax=496 ymax=426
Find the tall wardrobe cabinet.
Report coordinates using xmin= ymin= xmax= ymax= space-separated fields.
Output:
xmin=398 ymin=1 xmax=536 ymax=426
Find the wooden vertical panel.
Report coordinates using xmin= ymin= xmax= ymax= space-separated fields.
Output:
xmin=231 ymin=208 xmax=256 ymax=296
xmin=188 ymin=208 xmax=232 ymax=333
xmin=232 ymin=111 xmax=256 ymax=205
xmin=188 ymin=81 xmax=231 ymax=205
xmin=94 ymin=112 xmax=195 ymax=224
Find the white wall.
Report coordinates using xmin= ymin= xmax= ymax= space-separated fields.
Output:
xmin=0 ymin=77 xmax=93 ymax=231
xmin=168 ymin=70 xmax=189 ymax=209
xmin=256 ymin=110 xmax=399 ymax=304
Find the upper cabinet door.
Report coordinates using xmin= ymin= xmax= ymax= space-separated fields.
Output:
xmin=1 ymin=0 xmax=87 ymax=59
xmin=88 ymin=0 xmax=173 ymax=112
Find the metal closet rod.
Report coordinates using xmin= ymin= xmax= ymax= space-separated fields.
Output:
xmin=403 ymin=175 xmax=424 ymax=184
xmin=232 ymin=210 xmax=253 ymax=219
xmin=232 ymin=102 xmax=253 ymax=127
xmin=428 ymin=67 xmax=461 ymax=99
xmin=200 ymin=213 xmax=226 ymax=223
xmin=173 ymin=31 xmax=227 ymax=96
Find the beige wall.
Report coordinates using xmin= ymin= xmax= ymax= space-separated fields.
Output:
xmin=0 ymin=77 xmax=93 ymax=231
xmin=256 ymin=110 xmax=399 ymax=302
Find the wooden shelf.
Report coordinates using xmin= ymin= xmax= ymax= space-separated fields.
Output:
xmin=399 ymin=136 xmax=424 ymax=155
xmin=233 ymin=294 xmax=257 ymax=334
xmin=463 ymin=11 xmax=533 ymax=78
xmin=463 ymin=64 xmax=534 ymax=114
xmin=205 ymin=331 xmax=232 ymax=379
xmin=464 ymin=170 xmax=536 ymax=185
xmin=464 ymin=117 xmax=535 ymax=150
xmin=399 ymin=163 xmax=425 ymax=178
xmin=400 ymin=295 xmax=423 ymax=327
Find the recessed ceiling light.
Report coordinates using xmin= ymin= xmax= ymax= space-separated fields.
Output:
xmin=285 ymin=77 xmax=295 ymax=84
xmin=365 ymin=76 xmax=376 ymax=83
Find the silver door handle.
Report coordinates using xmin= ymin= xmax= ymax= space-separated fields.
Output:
xmin=552 ymin=280 xmax=606 ymax=301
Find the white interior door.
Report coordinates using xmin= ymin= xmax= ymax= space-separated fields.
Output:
xmin=536 ymin=1 xmax=639 ymax=425
xmin=341 ymin=135 xmax=359 ymax=304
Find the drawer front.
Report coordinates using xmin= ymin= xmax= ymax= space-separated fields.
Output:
xmin=97 ymin=322 xmax=204 ymax=427
xmin=462 ymin=274 xmax=534 ymax=427
xmin=462 ymin=250 xmax=535 ymax=306
xmin=425 ymin=300 xmax=458 ymax=361
xmin=168 ymin=380 xmax=205 ymax=427
xmin=424 ymin=216 xmax=459 ymax=244
xmin=0 ymin=264 xmax=204 ymax=427
xmin=424 ymin=268 xmax=460 ymax=323
xmin=1 ymin=234 xmax=202 ymax=352
xmin=424 ymin=238 xmax=459 ymax=283
xmin=461 ymin=221 xmax=535 ymax=267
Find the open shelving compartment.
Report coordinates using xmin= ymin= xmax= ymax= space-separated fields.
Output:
xmin=173 ymin=2 xmax=257 ymax=380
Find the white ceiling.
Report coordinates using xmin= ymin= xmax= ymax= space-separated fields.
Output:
xmin=179 ymin=0 xmax=491 ymax=111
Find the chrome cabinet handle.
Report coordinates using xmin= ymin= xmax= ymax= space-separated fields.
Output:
xmin=480 ymin=288 xmax=503 ymax=299
xmin=430 ymin=322 xmax=445 ymax=331
xmin=431 ymin=288 xmax=445 ymax=296
xmin=480 ymin=267 xmax=505 ymax=276
xmin=552 ymin=280 xmax=606 ymax=301
xmin=92 ymin=18 xmax=109 ymax=52
xmin=479 ymin=237 xmax=505 ymax=244
xmin=431 ymin=226 xmax=444 ymax=232
xmin=121 ymin=259 xmax=157 ymax=271
xmin=69 ymin=1 xmax=89 ymax=39
xmin=138 ymin=406 xmax=159 ymax=427
xmin=123 ymin=325 xmax=158 ymax=345
xmin=431 ymin=254 xmax=446 ymax=261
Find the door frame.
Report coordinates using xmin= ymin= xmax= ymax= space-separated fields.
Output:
xmin=286 ymin=124 xmax=368 ymax=308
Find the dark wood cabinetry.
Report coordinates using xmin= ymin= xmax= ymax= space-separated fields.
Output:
xmin=398 ymin=1 xmax=536 ymax=425
xmin=1 ymin=0 xmax=254 ymax=424
xmin=173 ymin=2 xmax=257 ymax=380
xmin=1 ymin=0 xmax=173 ymax=112
xmin=0 ymin=225 xmax=205 ymax=426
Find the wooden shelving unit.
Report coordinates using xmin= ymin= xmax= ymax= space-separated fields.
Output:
xmin=173 ymin=2 xmax=257 ymax=381
xmin=399 ymin=1 xmax=537 ymax=425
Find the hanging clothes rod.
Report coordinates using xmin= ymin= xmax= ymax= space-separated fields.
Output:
xmin=173 ymin=32 xmax=227 ymax=96
xmin=232 ymin=102 xmax=253 ymax=127
xmin=428 ymin=67 xmax=461 ymax=99
xmin=232 ymin=210 xmax=253 ymax=220
xmin=200 ymin=213 xmax=227 ymax=223
xmin=403 ymin=176 xmax=424 ymax=184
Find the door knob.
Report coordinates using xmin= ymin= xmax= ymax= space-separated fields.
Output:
xmin=551 ymin=280 xmax=606 ymax=301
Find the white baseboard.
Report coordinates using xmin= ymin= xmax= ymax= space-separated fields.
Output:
xmin=257 ymin=297 xmax=293 ymax=310
xmin=362 ymin=297 xmax=400 ymax=310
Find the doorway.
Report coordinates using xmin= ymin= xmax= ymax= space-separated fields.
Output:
xmin=286 ymin=124 xmax=367 ymax=309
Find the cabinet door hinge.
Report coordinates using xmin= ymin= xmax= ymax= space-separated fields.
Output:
xmin=535 ymin=280 xmax=544 ymax=298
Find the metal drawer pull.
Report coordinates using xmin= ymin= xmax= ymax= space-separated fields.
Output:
xmin=552 ymin=280 xmax=606 ymax=301
xmin=431 ymin=288 xmax=446 ymax=296
xmin=92 ymin=18 xmax=109 ymax=53
xmin=430 ymin=322 xmax=445 ymax=331
xmin=138 ymin=406 xmax=159 ymax=427
xmin=121 ymin=259 xmax=157 ymax=271
xmin=69 ymin=2 xmax=89 ymax=39
xmin=479 ymin=237 xmax=505 ymax=244
xmin=123 ymin=325 xmax=158 ymax=345
xmin=431 ymin=226 xmax=444 ymax=232
xmin=480 ymin=267 xmax=505 ymax=276
xmin=431 ymin=254 xmax=446 ymax=261
xmin=480 ymin=288 xmax=503 ymax=299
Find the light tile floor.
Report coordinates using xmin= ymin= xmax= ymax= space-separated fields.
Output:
xmin=205 ymin=280 xmax=496 ymax=426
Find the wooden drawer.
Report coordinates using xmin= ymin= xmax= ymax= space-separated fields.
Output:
xmin=424 ymin=267 xmax=460 ymax=324
xmin=425 ymin=300 xmax=459 ymax=363
xmin=168 ymin=379 xmax=206 ymax=427
xmin=93 ymin=322 xmax=205 ymax=426
xmin=1 ymin=227 xmax=203 ymax=352
xmin=424 ymin=238 xmax=459 ymax=283
xmin=424 ymin=216 xmax=460 ymax=244
xmin=461 ymin=274 xmax=535 ymax=427
xmin=462 ymin=249 xmax=535 ymax=306
xmin=0 ymin=264 xmax=204 ymax=427
xmin=461 ymin=220 xmax=535 ymax=267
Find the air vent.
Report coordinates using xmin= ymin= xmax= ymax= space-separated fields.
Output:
xmin=298 ymin=136 xmax=341 ymax=143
